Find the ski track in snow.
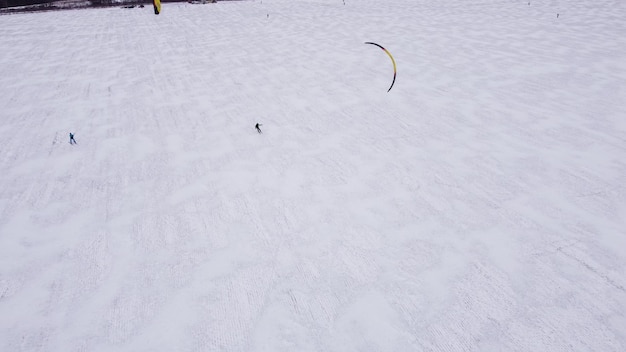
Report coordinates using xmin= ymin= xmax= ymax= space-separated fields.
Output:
xmin=1 ymin=0 xmax=625 ymax=351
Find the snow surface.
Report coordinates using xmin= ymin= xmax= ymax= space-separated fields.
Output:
xmin=1 ymin=0 xmax=626 ymax=351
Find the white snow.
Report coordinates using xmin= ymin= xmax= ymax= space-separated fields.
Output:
xmin=1 ymin=0 xmax=626 ymax=351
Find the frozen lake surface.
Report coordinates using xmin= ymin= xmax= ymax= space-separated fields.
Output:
xmin=1 ymin=0 xmax=625 ymax=351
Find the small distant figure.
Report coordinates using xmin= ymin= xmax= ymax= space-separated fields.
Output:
xmin=255 ymin=123 xmax=263 ymax=134
xmin=557 ymin=13 xmax=559 ymax=18
xmin=69 ymin=132 xmax=77 ymax=144
xmin=267 ymin=13 xmax=269 ymax=19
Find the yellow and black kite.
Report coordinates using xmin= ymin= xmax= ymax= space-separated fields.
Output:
xmin=365 ymin=42 xmax=397 ymax=92
xmin=153 ymin=0 xmax=161 ymax=14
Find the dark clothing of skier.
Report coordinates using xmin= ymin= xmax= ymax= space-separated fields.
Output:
xmin=69 ymin=133 xmax=77 ymax=144
xmin=255 ymin=123 xmax=262 ymax=134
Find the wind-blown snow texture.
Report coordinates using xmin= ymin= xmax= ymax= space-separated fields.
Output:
xmin=1 ymin=0 xmax=626 ymax=351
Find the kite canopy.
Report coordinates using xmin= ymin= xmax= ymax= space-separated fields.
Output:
xmin=364 ymin=42 xmax=397 ymax=92
xmin=153 ymin=0 xmax=161 ymax=14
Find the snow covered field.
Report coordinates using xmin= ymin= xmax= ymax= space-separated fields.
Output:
xmin=1 ymin=0 xmax=625 ymax=350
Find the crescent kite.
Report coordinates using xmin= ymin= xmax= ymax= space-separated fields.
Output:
xmin=364 ymin=42 xmax=397 ymax=92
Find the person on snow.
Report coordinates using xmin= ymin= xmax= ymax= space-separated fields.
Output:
xmin=255 ymin=123 xmax=263 ymax=134
xmin=69 ymin=132 xmax=77 ymax=144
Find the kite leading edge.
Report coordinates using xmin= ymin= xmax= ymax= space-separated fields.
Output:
xmin=364 ymin=42 xmax=396 ymax=92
